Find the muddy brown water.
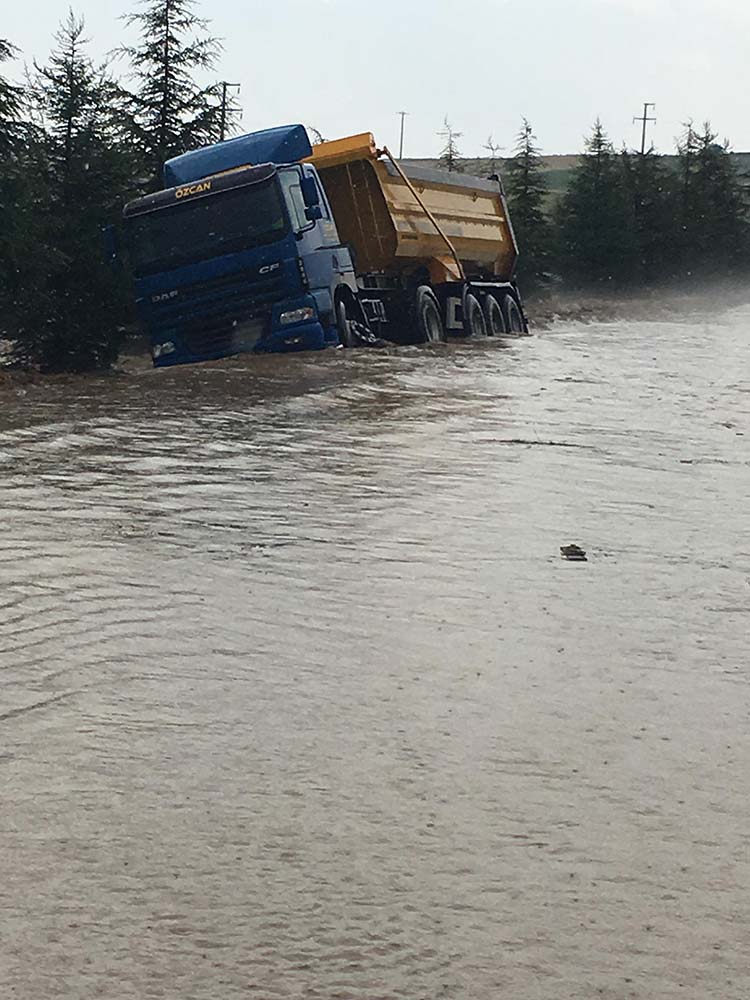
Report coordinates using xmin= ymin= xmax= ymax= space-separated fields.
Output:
xmin=1 ymin=304 xmax=749 ymax=999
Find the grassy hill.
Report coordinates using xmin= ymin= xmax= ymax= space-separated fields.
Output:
xmin=403 ymin=153 xmax=750 ymax=204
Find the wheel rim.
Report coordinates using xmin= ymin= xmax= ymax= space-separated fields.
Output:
xmin=506 ymin=298 xmax=524 ymax=334
xmin=424 ymin=303 xmax=443 ymax=342
xmin=486 ymin=297 xmax=506 ymax=336
xmin=416 ymin=286 xmax=445 ymax=343
xmin=467 ymin=298 xmax=486 ymax=337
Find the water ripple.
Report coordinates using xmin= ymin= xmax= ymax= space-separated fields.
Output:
xmin=2 ymin=307 xmax=750 ymax=997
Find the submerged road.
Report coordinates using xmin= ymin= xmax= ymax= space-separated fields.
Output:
xmin=1 ymin=303 xmax=749 ymax=998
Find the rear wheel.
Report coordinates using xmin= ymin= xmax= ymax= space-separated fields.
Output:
xmin=484 ymin=294 xmax=508 ymax=336
xmin=415 ymin=286 xmax=447 ymax=343
xmin=463 ymin=292 xmax=488 ymax=337
xmin=503 ymin=294 xmax=525 ymax=335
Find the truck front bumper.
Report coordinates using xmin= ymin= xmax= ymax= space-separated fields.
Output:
xmin=256 ymin=296 xmax=330 ymax=353
xmin=257 ymin=322 xmax=327 ymax=354
xmin=150 ymin=295 xmax=333 ymax=365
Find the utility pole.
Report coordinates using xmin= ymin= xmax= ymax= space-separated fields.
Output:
xmin=483 ymin=135 xmax=502 ymax=176
xmin=633 ymin=102 xmax=656 ymax=154
xmin=397 ymin=111 xmax=408 ymax=159
xmin=220 ymin=82 xmax=241 ymax=142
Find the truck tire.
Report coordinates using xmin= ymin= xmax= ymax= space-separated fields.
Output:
xmin=484 ymin=294 xmax=508 ymax=336
xmin=463 ymin=292 xmax=488 ymax=338
xmin=336 ymin=297 xmax=357 ymax=348
xmin=503 ymin=294 xmax=525 ymax=335
xmin=415 ymin=286 xmax=447 ymax=343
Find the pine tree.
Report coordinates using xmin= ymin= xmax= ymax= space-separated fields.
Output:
xmin=676 ymin=121 xmax=748 ymax=274
xmin=620 ymin=147 xmax=678 ymax=283
xmin=504 ymin=118 xmax=550 ymax=285
xmin=0 ymin=39 xmax=24 ymax=155
xmin=556 ymin=119 xmax=637 ymax=285
xmin=119 ymin=0 xmax=231 ymax=185
xmin=0 ymin=39 xmax=35 ymax=340
xmin=676 ymin=121 xmax=700 ymax=270
xmin=32 ymin=14 xmax=132 ymax=201
xmin=438 ymin=116 xmax=463 ymax=173
xmin=9 ymin=12 xmax=135 ymax=371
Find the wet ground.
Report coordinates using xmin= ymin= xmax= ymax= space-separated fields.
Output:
xmin=1 ymin=302 xmax=749 ymax=999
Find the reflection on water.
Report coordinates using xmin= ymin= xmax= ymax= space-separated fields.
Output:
xmin=2 ymin=306 xmax=750 ymax=998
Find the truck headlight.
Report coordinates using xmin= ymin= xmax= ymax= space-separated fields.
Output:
xmin=279 ymin=306 xmax=315 ymax=326
xmin=152 ymin=341 xmax=176 ymax=359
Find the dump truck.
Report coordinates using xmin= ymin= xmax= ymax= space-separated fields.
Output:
xmin=121 ymin=125 xmax=527 ymax=367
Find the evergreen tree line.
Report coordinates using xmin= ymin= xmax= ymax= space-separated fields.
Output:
xmin=0 ymin=0 xmax=238 ymax=372
xmin=502 ymin=117 xmax=750 ymax=290
xmin=1 ymin=6 xmax=749 ymax=373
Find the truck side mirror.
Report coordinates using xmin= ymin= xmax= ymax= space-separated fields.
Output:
xmin=300 ymin=175 xmax=320 ymax=209
xmin=300 ymin=176 xmax=323 ymax=221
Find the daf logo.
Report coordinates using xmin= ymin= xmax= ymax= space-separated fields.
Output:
xmin=259 ymin=263 xmax=281 ymax=276
xmin=152 ymin=290 xmax=179 ymax=303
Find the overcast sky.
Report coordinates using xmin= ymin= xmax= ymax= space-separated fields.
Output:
xmin=4 ymin=0 xmax=750 ymax=157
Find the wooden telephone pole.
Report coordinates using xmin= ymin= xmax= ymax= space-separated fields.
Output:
xmin=633 ymin=102 xmax=657 ymax=154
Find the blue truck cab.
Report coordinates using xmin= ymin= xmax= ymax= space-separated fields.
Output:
xmin=122 ymin=126 xmax=358 ymax=366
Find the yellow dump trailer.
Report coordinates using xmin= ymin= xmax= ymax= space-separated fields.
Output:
xmin=307 ymin=132 xmax=526 ymax=342
xmin=309 ymin=132 xmax=518 ymax=283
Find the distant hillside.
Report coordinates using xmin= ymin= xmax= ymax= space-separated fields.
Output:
xmin=403 ymin=153 xmax=750 ymax=202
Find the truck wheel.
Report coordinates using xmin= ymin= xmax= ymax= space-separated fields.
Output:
xmin=484 ymin=294 xmax=508 ymax=336
xmin=463 ymin=292 xmax=488 ymax=338
xmin=336 ymin=298 xmax=356 ymax=348
xmin=415 ymin=286 xmax=446 ymax=343
xmin=503 ymin=294 xmax=525 ymax=335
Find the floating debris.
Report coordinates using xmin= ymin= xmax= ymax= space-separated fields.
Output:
xmin=561 ymin=544 xmax=588 ymax=562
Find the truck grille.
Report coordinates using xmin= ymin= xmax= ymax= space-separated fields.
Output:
xmin=148 ymin=267 xmax=288 ymax=357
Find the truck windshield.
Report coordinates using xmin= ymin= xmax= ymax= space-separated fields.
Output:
xmin=126 ymin=178 xmax=288 ymax=275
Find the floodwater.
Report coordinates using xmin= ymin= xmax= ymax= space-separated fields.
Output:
xmin=1 ymin=302 xmax=749 ymax=999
